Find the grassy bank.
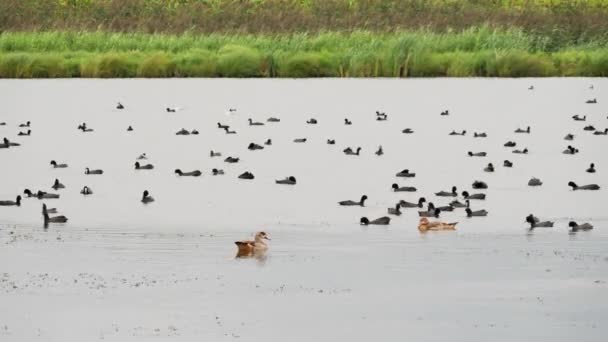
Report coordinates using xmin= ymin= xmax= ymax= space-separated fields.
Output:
xmin=1 ymin=30 xmax=607 ymax=78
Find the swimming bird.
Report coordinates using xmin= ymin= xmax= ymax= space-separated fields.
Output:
xmin=210 ymin=150 xmax=222 ymax=157
xmin=528 ymin=177 xmax=543 ymax=186
xmin=584 ymin=125 xmax=595 ymax=131
xmin=306 ymin=118 xmax=318 ymax=124
xmin=528 ymin=85 xmax=534 ymax=90
xmin=504 ymin=141 xmax=516 ymax=147
xmin=503 ymin=160 xmax=513 ymax=167
xmin=418 ymin=204 xmax=440 ymax=218
xmin=563 ymin=145 xmax=579 ymax=154
xmin=593 ymin=128 xmax=608 ymax=135
xmin=513 ymin=148 xmax=528 ymax=154
xmin=402 ymin=128 xmax=414 ymax=134
xmin=436 ymin=204 xmax=454 ymax=212
xmin=572 ymin=115 xmax=586 ymax=121
xmin=85 ymin=168 xmax=103 ymax=175
xmin=387 ymin=203 xmax=402 ymax=216
xmin=24 ymin=189 xmax=60 ymax=199
xmin=235 ymin=231 xmax=270 ymax=258
xmin=586 ymin=163 xmax=596 ymax=173
xmin=116 ymin=102 xmax=124 ymax=109
xmin=344 ymin=118 xmax=352 ymax=125
xmin=568 ymin=181 xmax=600 ymax=190
xmin=127 ymin=126 xmax=133 ymax=132
xmin=468 ymin=151 xmax=487 ymax=157
xmin=392 ymin=183 xmax=416 ymax=192
xmin=472 ymin=181 xmax=488 ymax=189
xmin=449 ymin=130 xmax=466 ymax=136
xmin=484 ymin=163 xmax=495 ymax=172
xmin=218 ymin=122 xmax=229 ymax=129
xmin=18 ymin=121 xmax=31 ymax=128
xmin=267 ymin=117 xmax=280 ymax=122
xmin=238 ymin=171 xmax=254 ymax=180
xmin=360 ymin=216 xmax=390 ymax=225
xmin=248 ymin=142 xmax=264 ymax=150
xmin=338 ymin=195 xmax=367 ymax=206
xmin=42 ymin=204 xmax=67 ymax=224
xmin=224 ymin=156 xmax=239 ymax=163
xmin=435 ymin=186 xmax=457 ymax=197
xmin=2 ymin=138 xmax=19 ymax=147
xmin=175 ymin=128 xmax=190 ymax=135
xmin=343 ymin=147 xmax=361 ymax=156
xmin=449 ymin=199 xmax=467 ymax=208
xmin=396 ymin=169 xmax=416 ymax=178
xmin=224 ymin=127 xmax=237 ymax=134
xmin=375 ymin=146 xmax=384 ymax=156
xmin=141 ymin=190 xmax=154 ymax=203
xmin=52 ymin=179 xmax=65 ymax=190
xmin=0 ymin=195 xmax=21 ymax=206
xmin=586 ymin=98 xmax=597 ymax=104
xmin=248 ymin=118 xmax=264 ymax=126
xmin=569 ymin=221 xmax=594 ymax=232
xmin=474 ymin=132 xmax=487 ymax=138
xmin=137 ymin=153 xmax=148 ymax=160
xmin=166 ymin=107 xmax=177 ymax=113
xmin=466 ymin=208 xmax=488 ymax=217
xmin=0 ymin=122 xmax=5 ymax=125
xmin=135 ymin=162 xmax=154 ymax=170
xmin=526 ymin=214 xmax=553 ymax=229
xmin=564 ymin=134 xmax=574 ymax=141
xmin=376 ymin=112 xmax=388 ymax=121
xmin=462 ymin=191 xmax=486 ymax=200
xmin=80 ymin=186 xmax=93 ymax=195
xmin=327 ymin=139 xmax=336 ymax=145
xmin=399 ymin=197 xmax=426 ymax=208
xmin=50 ymin=160 xmax=68 ymax=168
xmin=440 ymin=110 xmax=449 ymax=116
xmin=293 ymin=138 xmax=307 ymax=143
xmin=418 ymin=217 xmax=457 ymax=232
xmin=515 ymin=126 xmax=530 ymax=133
xmin=264 ymin=139 xmax=272 ymax=145
xmin=276 ymin=176 xmax=296 ymax=185
xmin=212 ymin=168 xmax=225 ymax=175
xmin=191 ymin=129 xmax=199 ymax=135
xmin=78 ymin=123 xmax=94 ymax=132
xmin=17 ymin=130 xmax=31 ymax=136
xmin=175 ymin=169 xmax=202 ymax=177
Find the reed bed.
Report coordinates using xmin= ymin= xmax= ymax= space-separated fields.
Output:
xmin=1 ymin=29 xmax=607 ymax=78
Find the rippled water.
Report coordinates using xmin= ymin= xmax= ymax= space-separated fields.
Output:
xmin=1 ymin=79 xmax=607 ymax=341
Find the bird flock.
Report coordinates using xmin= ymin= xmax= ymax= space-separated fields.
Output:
xmin=0 ymin=85 xmax=604 ymax=239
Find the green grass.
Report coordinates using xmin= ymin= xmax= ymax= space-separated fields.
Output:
xmin=1 ymin=29 xmax=607 ymax=78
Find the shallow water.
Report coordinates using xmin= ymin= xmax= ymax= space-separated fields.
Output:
xmin=1 ymin=78 xmax=607 ymax=341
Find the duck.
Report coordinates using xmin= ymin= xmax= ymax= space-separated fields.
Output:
xmin=513 ymin=148 xmax=529 ymax=154
xmin=526 ymin=214 xmax=553 ymax=229
xmin=586 ymin=163 xmax=596 ymax=173
xmin=436 ymin=204 xmax=454 ymax=212
xmin=141 ymin=190 xmax=154 ymax=204
xmin=293 ymin=138 xmax=307 ymax=143
xmin=449 ymin=199 xmax=467 ymax=208
xmin=563 ymin=145 xmax=579 ymax=154
xmin=267 ymin=117 xmax=280 ymax=122
xmin=515 ymin=126 xmax=531 ymax=133
xmin=528 ymin=85 xmax=534 ymax=90
xmin=343 ymin=147 xmax=361 ymax=156
xmin=175 ymin=169 xmax=202 ymax=177
xmin=484 ymin=163 xmax=494 ymax=172
xmin=387 ymin=203 xmax=402 ymax=216
xmin=503 ymin=160 xmax=513 ymax=167
xmin=24 ymin=189 xmax=60 ymax=199
xmin=474 ymin=132 xmax=487 ymax=138
xmin=586 ymin=98 xmax=597 ymax=104
xmin=85 ymin=168 xmax=104 ymax=175
xmin=0 ymin=195 xmax=21 ymax=206
xmin=418 ymin=204 xmax=440 ymax=218
xmin=306 ymin=118 xmax=318 ymax=124
xmin=80 ymin=186 xmax=93 ymax=195
xmin=127 ymin=126 xmax=133 ymax=132
xmin=224 ymin=156 xmax=239 ymax=163
xmin=418 ymin=217 xmax=457 ymax=232
xmin=440 ymin=110 xmax=449 ymax=116
xmin=210 ymin=150 xmax=222 ymax=157
xmin=137 ymin=153 xmax=148 ymax=160
xmin=468 ymin=151 xmax=487 ymax=157
xmin=264 ymin=139 xmax=272 ymax=145
xmin=0 ymin=122 xmax=5 ymax=125
xmin=276 ymin=176 xmax=296 ymax=185
xmin=235 ymin=231 xmax=270 ymax=258
xmin=472 ymin=180 xmax=488 ymax=189
xmin=462 ymin=191 xmax=486 ymax=200
xmin=344 ymin=118 xmax=352 ymax=125
xmin=191 ymin=129 xmax=199 ymax=135
xmin=360 ymin=216 xmax=390 ymax=225
xmin=564 ymin=134 xmax=574 ymax=141
xmin=166 ymin=107 xmax=177 ymax=113
xmin=528 ymin=177 xmax=543 ymax=186
xmin=593 ymin=128 xmax=608 ymax=135
xmin=135 ymin=162 xmax=154 ymax=170
xmin=399 ymin=197 xmax=426 ymax=208
xmin=569 ymin=221 xmax=594 ymax=232
xmin=42 ymin=204 xmax=67 ymax=224
xmin=395 ymin=169 xmax=416 ymax=178
xmin=224 ymin=127 xmax=237 ymax=134
xmin=327 ymin=139 xmax=336 ymax=145
xmin=18 ymin=121 xmax=31 ymax=128
xmin=392 ymin=183 xmax=416 ymax=192
xmin=572 ymin=115 xmax=586 ymax=121
xmin=504 ymin=141 xmax=516 ymax=147
xmin=52 ymin=178 xmax=65 ymax=190
xmin=466 ymin=208 xmax=488 ymax=217
xmin=78 ymin=123 xmax=94 ymax=132
xmin=435 ymin=186 xmax=457 ymax=197
xmin=584 ymin=125 xmax=596 ymax=131
xmin=50 ymin=160 xmax=68 ymax=168
xmin=449 ymin=130 xmax=466 ymax=136
xmin=212 ymin=168 xmax=225 ymax=176
xmin=17 ymin=130 xmax=31 ymax=136
xmin=2 ymin=138 xmax=20 ymax=147
xmin=116 ymin=102 xmax=124 ymax=109
xmin=375 ymin=146 xmax=384 ymax=156
xmin=376 ymin=113 xmax=388 ymax=121
xmin=402 ymin=128 xmax=414 ymax=134
xmin=217 ymin=122 xmax=229 ymax=129
xmin=339 ymin=195 xmax=367 ymax=207
xmin=248 ymin=142 xmax=264 ymax=150
xmin=248 ymin=118 xmax=264 ymax=126
xmin=238 ymin=171 xmax=255 ymax=180
xmin=568 ymin=181 xmax=600 ymax=191
xmin=175 ymin=128 xmax=190 ymax=135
